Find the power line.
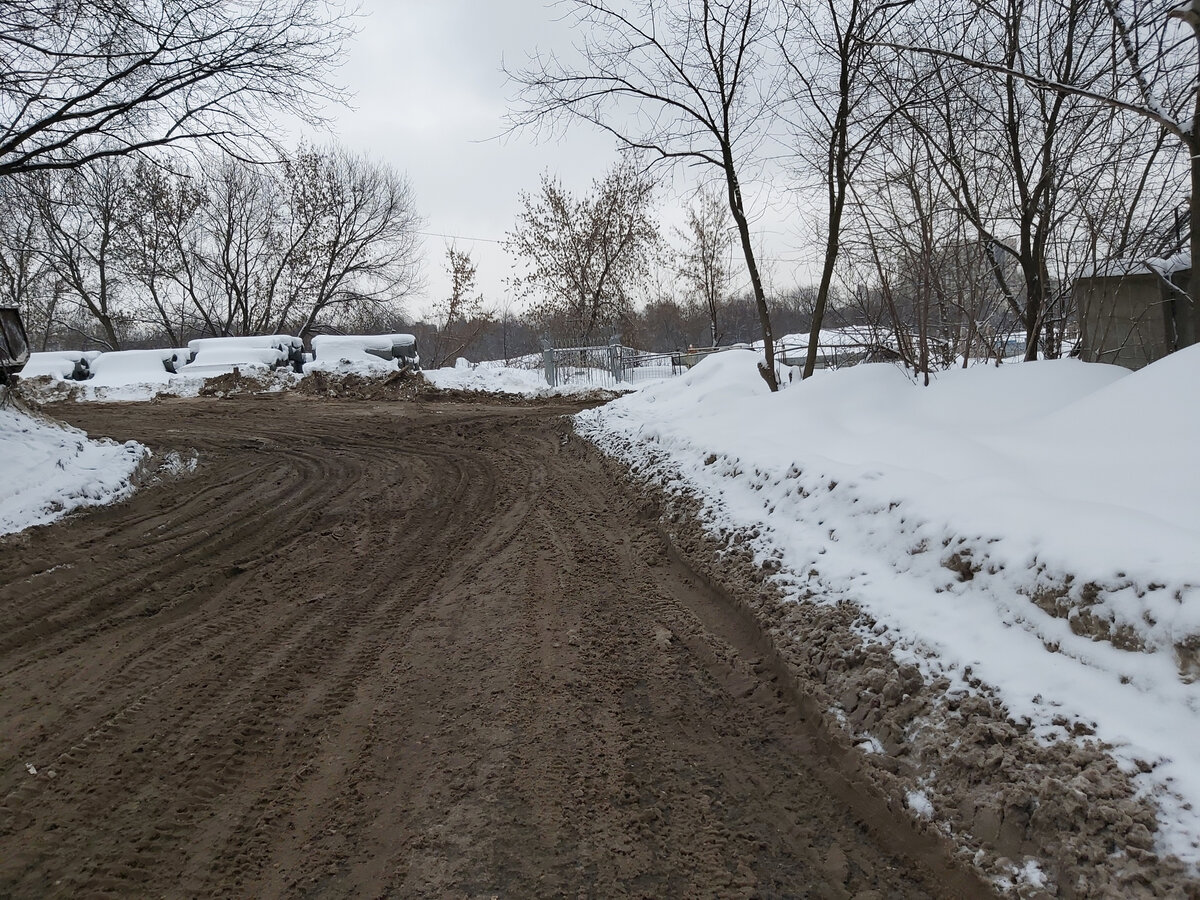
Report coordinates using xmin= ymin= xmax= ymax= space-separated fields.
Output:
xmin=417 ymin=230 xmax=503 ymax=244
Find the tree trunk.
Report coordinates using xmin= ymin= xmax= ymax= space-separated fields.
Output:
xmin=1023 ymin=262 xmax=1041 ymax=362
xmin=804 ymin=198 xmax=843 ymax=379
xmin=1187 ymin=137 xmax=1200 ymax=349
xmin=97 ymin=310 xmax=121 ymax=351
xmin=723 ymin=153 xmax=777 ymax=391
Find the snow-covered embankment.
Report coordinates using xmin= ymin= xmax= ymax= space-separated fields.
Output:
xmin=576 ymin=347 xmax=1200 ymax=892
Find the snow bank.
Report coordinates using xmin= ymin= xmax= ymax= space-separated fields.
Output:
xmin=0 ymin=405 xmax=147 ymax=535
xmin=577 ymin=347 xmax=1200 ymax=868
xmin=424 ymin=363 xmax=629 ymax=397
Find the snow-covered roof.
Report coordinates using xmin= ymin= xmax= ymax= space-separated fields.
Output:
xmin=1079 ymin=253 xmax=1190 ymax=280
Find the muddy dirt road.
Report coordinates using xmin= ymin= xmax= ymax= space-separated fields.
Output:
xmin=0 ymin=397 xmax=987 ymax=898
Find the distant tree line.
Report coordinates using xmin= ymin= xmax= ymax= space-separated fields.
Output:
xmin=0 ymin=0 xmax=429 ymax=352
xmin=3 ymin=148 xmax=422 ymax=351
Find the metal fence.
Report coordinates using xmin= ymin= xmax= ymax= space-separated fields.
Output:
xmin=540 ymin=334 xmax=900 ymax=388
xmin=542 ymin=335 xmax=707 ymax=388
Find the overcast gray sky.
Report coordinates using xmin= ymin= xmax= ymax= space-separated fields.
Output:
xmin=318 ymin=0 xmax=810 ymax=317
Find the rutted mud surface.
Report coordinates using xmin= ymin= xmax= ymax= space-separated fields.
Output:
xmin=0 ymin=396 xmax=989 ymax=898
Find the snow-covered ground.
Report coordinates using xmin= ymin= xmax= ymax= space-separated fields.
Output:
xmin=20 ymin=351 xmax=613 ymax=400
xmin=576 ymin=347 xmax=1200 ymax=873
xmin=0 ymin=404 xmax=147 ymax=536
xmin=425 ymin=359 xmax=630 ymax=397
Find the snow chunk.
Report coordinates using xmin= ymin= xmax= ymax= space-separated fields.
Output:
xmin=906 ymin=790 xmax=934 ymax=819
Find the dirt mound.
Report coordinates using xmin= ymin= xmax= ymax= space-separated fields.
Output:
xmin=417 ymin=384 xmax=621 ymax=407
xmin=296 ymin=367 xmax=425 ymax=401
xmin=10 ymin=374 xmax=82 ymax=405
xmin=198 ymin=367 xmax=292 ymax=397
xmin=299 ymin=369 xmax=619 ymax=407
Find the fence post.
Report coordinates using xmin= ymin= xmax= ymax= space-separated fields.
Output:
xmin=542 ymin=332 xmax=556 ymax=387
xmin=608 ymin=333 xmax=623 ymax=383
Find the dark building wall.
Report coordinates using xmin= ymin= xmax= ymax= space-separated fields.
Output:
xmin=1076 ymin=273 xmax=1171 ymax=370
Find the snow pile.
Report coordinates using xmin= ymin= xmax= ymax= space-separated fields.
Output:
xmin=45 ymin=349 xmax=202 ymax=401
xmin=19 ymin=336 xmax=304 ymax=401
xmin=182 ymin=335 xmax=300 ymax=378
xmin=19 ymin=336 xmax=631 ymax=401
xmin=19 ymin=348 xmax=203 ymax=402
xmin=424 ymin=363 xmax=629 ymax=397
xmin=188 ymin=334 xmax=301 ymax=355
xmin=576 ymin=347 xmax=1200 ymax=869
xmin=179 ymin=346 xmax=285 ymax=377
xmin=0 ymin=405 xmax=147 ymax=535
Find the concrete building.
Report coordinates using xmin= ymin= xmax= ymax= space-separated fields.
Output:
xmin=1075 ymin=260 xmax=1193 ymax=369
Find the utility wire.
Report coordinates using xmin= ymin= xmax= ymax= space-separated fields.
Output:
xmin=417 ymin=230 xmax=503 ymax=244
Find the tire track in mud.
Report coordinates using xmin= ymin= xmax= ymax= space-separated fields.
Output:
xmin=0 ymin=396 xmax=991 ymax=898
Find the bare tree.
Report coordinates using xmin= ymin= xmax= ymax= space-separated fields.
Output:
xmin=424 ymin=244 xmax=491 ymax=368
xmin=509 ymin=0 xmax=786 ymax=389
xmin=119 ymin=159 xmax=206 ymax=346
xmin=278 ymin=146 xmax=423 ymax=341
xmin=0 ymin=0 xmax=353 ymax=178
xmin=0 ymin=175 xmax=56 ymax=347
xmin=883 ymin=0 xmax=1198 ymax=351
xmin=32 ymin=158 xmax=131 ymax=349
xmin=784 ymin=0 xmax=902 ymax=377
xmin=678 ymin=185 xmax=733 ymax=346
xmin=192 ymin=155 xmax=282 ymax=336
xmin=504 ymin=161 xmax=660 ymax=344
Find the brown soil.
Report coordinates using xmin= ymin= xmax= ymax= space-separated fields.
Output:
xmin=295 ymin=367 xmax=426 ymax=401
xmin=0 ymin=395 xmax=992 ymax=899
